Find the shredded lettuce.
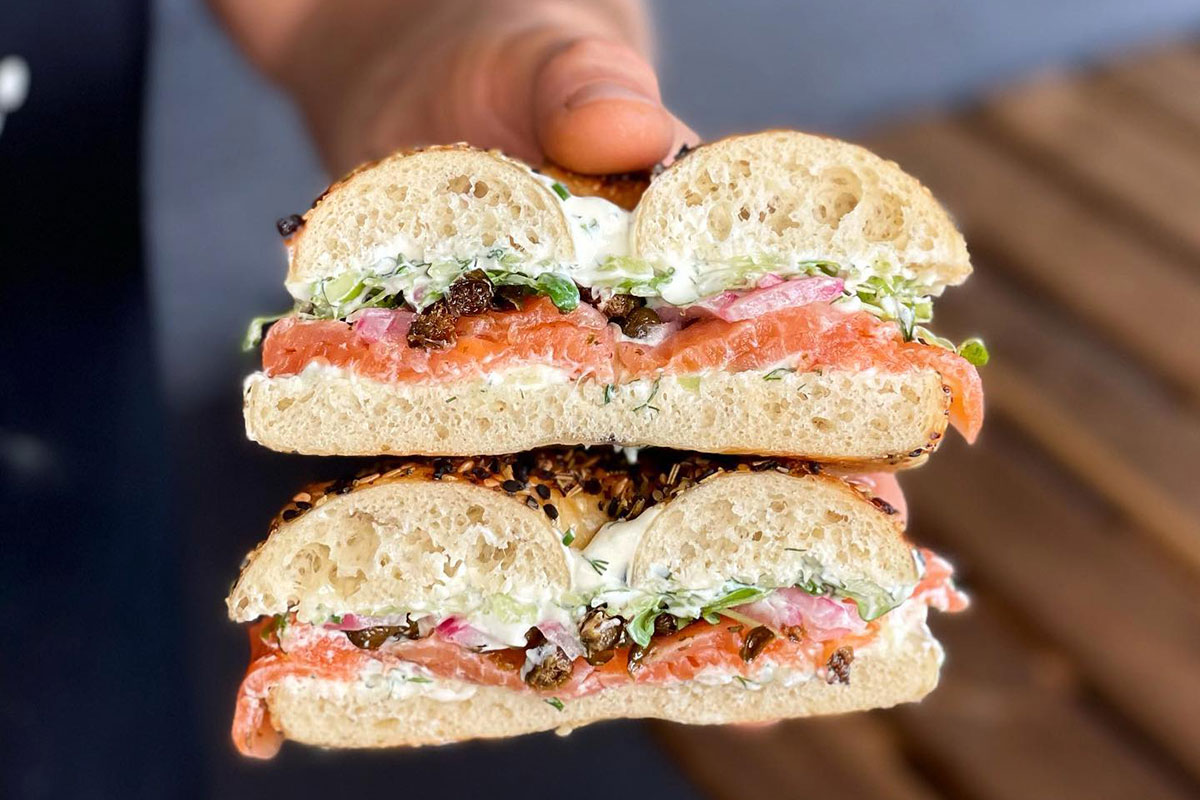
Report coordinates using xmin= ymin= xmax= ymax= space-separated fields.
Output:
xmin=247 ymin=248 xmax=988 ymax=363
xmin=610 ymin=561 xmax=907 ymax=646
xmin=297 ymin=248 xmax=580 ymax=318
xmin=480 ymin=594 xmax=539 ymax=624
xmin=845 ymin=273 xmax=934 ymax=340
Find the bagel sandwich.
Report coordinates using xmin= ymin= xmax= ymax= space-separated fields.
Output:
xmin=242 ymin=131 xmax=986 ymax=465
xmin=227 ymin=448 xmax=967 ymax=757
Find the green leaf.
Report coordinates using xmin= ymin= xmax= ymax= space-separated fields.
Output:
xmin=625 ymin=603 xmax=663 ymax=648
xmin=242 ymin=312 xmax=290 ymax=351
xmin=835 ymin=580 xmax=902 ymax=622
xmin=545 ymin=697 xmax=565 ymax=711
xmin=561 ymin=528 xmax=576 ymax=547
xmin=699 ymin=586 xmax=768 ymax=623
xmin=551 ymin=182 xmax=570 ymax=201
xmin=957 ymin=337 xmax=990 ymax=367
xmin=535 ymin=273 xmax=581 ymax=312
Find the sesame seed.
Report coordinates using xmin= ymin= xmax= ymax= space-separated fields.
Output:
xmin=535 ymin=484 xmax=551 ymax=499
xmin=501 ymin=479 xmax=524 ymax=493
xmin=543 ymin=504 xmax=559 ymax=520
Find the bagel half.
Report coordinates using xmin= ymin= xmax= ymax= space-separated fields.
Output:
xmin=285 ymin=146 xmax=577 ymax=300
xmin=245 ymin=132 xmax=984 ymax=462
xmin=630 ymin=131 xmax=971 ymax=294
xmin=227 ymin=450 xmax=965 ymax=757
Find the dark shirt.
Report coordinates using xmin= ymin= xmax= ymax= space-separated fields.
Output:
xmin=1 ymin=2 xmax=192 ymax=798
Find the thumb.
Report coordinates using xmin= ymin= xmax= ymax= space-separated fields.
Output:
xmin=532 ymin=38 xmax=690 ymax=174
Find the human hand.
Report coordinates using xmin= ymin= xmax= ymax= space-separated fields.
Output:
xmin=213 ymin=0 xmax=697 ymax=176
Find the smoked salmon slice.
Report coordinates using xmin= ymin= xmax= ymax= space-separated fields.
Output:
xmin=261 ymin=299 xmax=983 ymax=442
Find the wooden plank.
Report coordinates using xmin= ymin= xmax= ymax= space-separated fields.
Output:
xmin=654 ymin=715 xmax=942 ymax=800
xmin=931 ymin=272 xmax=1200 ymax=575
xmin=901 ymin=426 xmax=1200 ymax=782
xmin=980 ymin=68 xmax=1200 ymax=261
xmin=866 ymin=121 xmax=1200 ymax=402
xmin=653 ymin=589 xmax=1196 ymax=799
xmin=1104 ymin=45 xmax=1200 ymax=141
xmin=894 ymin=602 xmax=1194 ymax=800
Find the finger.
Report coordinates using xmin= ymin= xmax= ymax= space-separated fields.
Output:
xmin=533 ymin=38 xmax=679 ymax=174
xmin=666 ymin=118 xmax=702 ymax=165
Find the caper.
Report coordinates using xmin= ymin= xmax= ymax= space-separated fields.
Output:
xmin=620 ymin=306 xmax=662 ymax=339
xmin=739 ymin=625 xmax=776 ymax=663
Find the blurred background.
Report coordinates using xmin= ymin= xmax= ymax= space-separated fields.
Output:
xmin=4 ymin=1 xmax=1200 ymax=798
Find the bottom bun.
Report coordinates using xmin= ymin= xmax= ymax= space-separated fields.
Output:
xmin=263 ymin=619 xmax=943 ymax=751
xmin=244 ymin=367 xmax=948 ymax=466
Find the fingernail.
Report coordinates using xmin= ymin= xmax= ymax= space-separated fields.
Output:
xmin=565 ymin=81 xmax=658 ymax=110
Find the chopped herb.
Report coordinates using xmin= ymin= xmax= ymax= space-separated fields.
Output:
xmin=404 ymin=676 xmax=433 ymax=684
xmin=632 ymin=377 xmax=662 ymax=414
xmin=561 ymin=528 xmax=576 ymax=546
xmin=677 ymin=375 xmax=702 ymax=393
xmin=763 ymin=367 xmax=795 ymax=381
xmin=585 ymin=557 xmax=610 ymax=576
xmin=733 ymin=676 xmax=758 ymax=690
xmin=446 ymin=396 xmax=457 ymax=403
xmin=784 ymin=547 xmax=808 ymax=553
xmin=603 ymin=384 xmax=615 ymax=404
xmin=545 ymin=697 xmax=565 ymax=711
xmin=957 ymin=337 xmax=990 ymax=367
xmin=550 ymin=182 xmax=570 ymax=201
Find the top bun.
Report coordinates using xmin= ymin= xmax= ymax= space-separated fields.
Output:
xmin=285 ymin=145 xmax=576 ymax=296
xmin=632 ymin=131 xmax=971 ymax=293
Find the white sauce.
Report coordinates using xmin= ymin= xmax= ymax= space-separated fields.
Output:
xmin=569 ymin=507 xmax=663 ymax=595
xmin=560 ymin=194 xmax=631 ymax=267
